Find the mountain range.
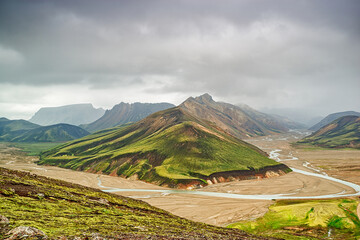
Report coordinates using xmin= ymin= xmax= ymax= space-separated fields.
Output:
xmin=39 ymin=106 xmax=289 ymax=188
xmin=298 ymin=115 xmax=360 ymax=149
xmin=309 ymin=111 xmax=360 ymax=131
xmin=81 ymin=102 xmax=175 ymax=132
xmin=30 ymin=103 xmax=105 ymax=126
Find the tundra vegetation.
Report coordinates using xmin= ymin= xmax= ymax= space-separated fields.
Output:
xmin=228 ymin=199 xmax=360 ymax=240
xmin=0 ymin=167 xmax=273 ymax=239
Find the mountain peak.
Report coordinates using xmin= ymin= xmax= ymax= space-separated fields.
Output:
xmin=180 ymin=94 xmax=289 ymax=139
xmin=182 ymin=93 xmax=214 ymax=105
xmin=195 ymin=93 xmax=214 ymax=103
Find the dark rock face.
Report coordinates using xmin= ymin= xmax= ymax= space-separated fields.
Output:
xmin=5 ymin=226 xmax=47 ymax=240
xmin=82 ymin=102 xmax=175 ymax=132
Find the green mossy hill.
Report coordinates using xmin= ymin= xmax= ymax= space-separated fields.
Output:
xmin=38 ymin=107 xmax=286 ymax=187
xmin=0 ymin=118 xmax=89 ymax=143
xmin=0 ymin=167 xmax=275 ymax=239
xmin=10 ymin=123 xmax=90 ymax=143
xmin=0 ymin=118 xmax=40 ymax=141
xmin=309 ymin=111 xmax=360 ymax=131
xmin=298 ymin=115 xmax=360 ymax=149
xmin=228 ymin=199 xmax=360 ymax=239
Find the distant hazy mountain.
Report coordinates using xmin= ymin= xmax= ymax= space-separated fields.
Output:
xmin=179 ymin=93 xmax=290 ymax=139
xmin=306 ymin=116 xmax=324 ymax=128
xmin=11 ymin=124 xmax=89 ymax=143
xmin=30 ymin=104 xmax=105 ymax=126
xmin=309 ymin=111 xmax=360 ymax=131
xmin=269 ymin=114 xmax=306 ymax=129
xmin=81 ymin=102 xmax=175 ymax=132
xmin=0 ymin=118 xmax=40 ymax=141
xmin=298 ymin=115 xmax=360 ymax=149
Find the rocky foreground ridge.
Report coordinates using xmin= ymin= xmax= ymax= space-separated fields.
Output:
xmin=0 ymin=167 xmax=280 ymax=240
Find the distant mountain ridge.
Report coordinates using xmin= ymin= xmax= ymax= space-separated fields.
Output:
xmin=39 ymin=106 xmax=289 ymax=188
xmin=30 ymin=103 xmax=105 ymax=126
xmin=309 ymin=111 xmax=360 ymax=131
xmin=0 ymin=118 xmax=89 ymax=142
xmin=81 ymin=102 xmax=175 ymax=132
xmin=298 ymin=115 xmax=360 ymax=149
xmin=179 ymin=93 xmax=292 ymax=139
xmin=0 ymin=118 xmax=40 ymax=141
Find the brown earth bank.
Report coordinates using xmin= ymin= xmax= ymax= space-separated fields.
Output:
xmin=171 ymin=164 xmax=290 ymax=189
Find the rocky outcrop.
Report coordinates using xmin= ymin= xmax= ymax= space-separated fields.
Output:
xmin=0 ymin=215 xmax=9 ymax=235
xmin=5 ymin=226 xmax=47 ymax=240
xmin=81 ymin=102 xmax=175 ymax=132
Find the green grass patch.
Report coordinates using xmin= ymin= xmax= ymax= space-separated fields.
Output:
xmin=228 ymin=199 xmax=360 ymax=239
xmin=7 ymin=142 xmax=61 ymax=156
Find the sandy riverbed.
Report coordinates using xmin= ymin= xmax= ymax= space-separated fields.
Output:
xmin=1 ymin=133 xmax=359 ymax=226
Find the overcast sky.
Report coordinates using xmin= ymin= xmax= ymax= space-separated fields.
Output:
xmin=0 ymin=0 xmax=359 ymax=123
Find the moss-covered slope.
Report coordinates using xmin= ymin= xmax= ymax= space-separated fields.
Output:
xmin=0 ymin=118 xmax=40 ymax=141
xmin=298 ymin=115 xmax=360 ymax=149
xmin=11 ymin=123 xmax=89 ymax=143
xmin=0 ymin=167 xmax=274 ymax=239
xmin=228 ymin=199 xmax=360 ymax=239
xmin=38 ymin=107 xmax=287 ymax=187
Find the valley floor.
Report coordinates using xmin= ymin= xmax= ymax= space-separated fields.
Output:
xmin=0 ymin=131 xmax=359 ymax=227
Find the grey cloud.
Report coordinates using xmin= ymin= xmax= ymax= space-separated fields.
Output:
xmin=0 ymin=0 xmax=359 ymax=120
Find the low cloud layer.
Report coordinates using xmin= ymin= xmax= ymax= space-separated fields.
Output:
xmin=0 ymin=0 xmax=359 ymax=122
